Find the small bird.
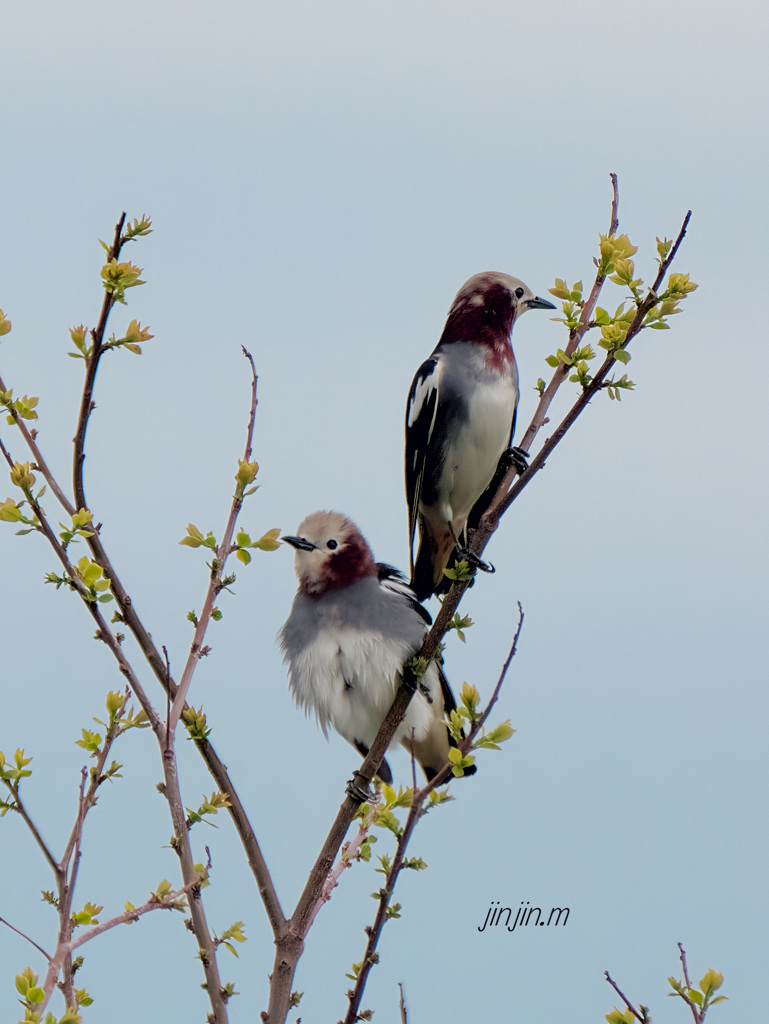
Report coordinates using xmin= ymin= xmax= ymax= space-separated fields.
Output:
xmin=279 ymin=510 xmax=463 ymax=783
xmin=406 ymin=271 xmax=555 ymax=600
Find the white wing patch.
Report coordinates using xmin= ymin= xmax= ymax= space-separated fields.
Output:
xmin=407 ymin=362 xmax=440 ymax=432
xmin=379 ymin=575 xmax=417 ymax=603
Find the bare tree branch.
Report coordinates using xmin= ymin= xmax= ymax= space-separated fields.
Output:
xmin=169 ymin=347 xmax=259 ymax=729
xmin=2 ymin=484 xmax=230 ymax=1021
xmin=0 ymin=389 xmax=76 ymax=515
xmin=304 ymin=795 xmax=381 ymax=934
xmin=1 ymin=276 xmax=287 ymax=937
xmin=0 ymin=917 xmax=52 ymax=962
xmin=604 ymin=971 xmax=647 ymax=1022
xmin=344 ymin=609 xmax=524 ymax=1022
xmin=676 ymin=942 xmax=705 ymax=1024
xmin=2 ymin=783 xmax=61 ymax=879
xmin=72 ymin=213 xmax=125 ymax=513
xmin=70 ymin=879 xmax=200 ymax=950
xmin=160 ymin=746 xmax=230 ymax=1022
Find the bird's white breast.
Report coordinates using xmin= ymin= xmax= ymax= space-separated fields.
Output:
xmin=441 ymin=371 xmax=517 ymax=527
xmin=286 ymin=623 xmax=438 ymax=749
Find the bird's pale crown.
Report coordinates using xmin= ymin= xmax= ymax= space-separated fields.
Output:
xmin=283 ymin=510 xmax=377 ymax=596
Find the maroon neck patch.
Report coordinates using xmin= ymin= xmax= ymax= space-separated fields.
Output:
xmin=440 ymin=280 xmax=517 ymax=371
xmin=300 ymin=534 xmax=378 ymax=598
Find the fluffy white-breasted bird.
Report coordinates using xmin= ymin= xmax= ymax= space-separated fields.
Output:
xmin=279 ymin=510 xmax=461 ymax=783
xmin=406 ymin=272 xmax=555 ymax=600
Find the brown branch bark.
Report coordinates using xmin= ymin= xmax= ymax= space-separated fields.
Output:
xmin=161 ymin=747 xmax=229 ymax=1023
xmin=0 ymin=386 xmax=76 ymax=515
xmin=169 ymin=347 xmax=259 ymax=729
xmin=72 ymin=213 xmax=125 ymax=513
xmin=604 ymin=971 xmax=646 ymax=1022
xmin=399 ymin=983 xmax=408 ymax=1024
xmin=515 ymin=171 xmax=620 ymax=461
xmin=477 ymin=206 xmax=691 ymax=535
xmin=677 ymin=943 xmax=705 ymax=1024
xmin=69 ymin=313 xmax=285 ymax=932
xmin=343 ymin=611 xmax=524 ymax=1023
xmin=0 ymin=917 xmax=52 ymax=962
xmin=6 ymin=484 xmax=229 ymax=1021
xmin=3 ymin=785 xmax=61 ymax=878
xmin=70 ymin=878 xmax=201 ymax=949
xmin=19 ymin=430 xmax=285 ymax=935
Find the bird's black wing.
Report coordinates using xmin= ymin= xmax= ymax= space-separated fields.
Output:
xmin=377 ymin=562 xmax=432 ymax=627
xmin=437 ymin=664 xmax=456 ymax=714
xmin=405 ymin=356 xmax=441 ymax=575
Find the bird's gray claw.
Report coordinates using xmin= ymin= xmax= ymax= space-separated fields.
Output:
xmin=456 ymin=547 xmax=495 ymax=575
xmin=502 ymin=446 xmax=530 ymax=476
xmin=346 ymin=774 xmax=371 ymax=804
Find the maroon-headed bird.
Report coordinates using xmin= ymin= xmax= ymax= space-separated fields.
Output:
xmin=279 ymin=511 xmax=472 ymax=783
xmin=406 ymin=272 xmax=554 ymax=601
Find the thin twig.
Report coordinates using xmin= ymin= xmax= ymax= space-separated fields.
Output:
xmin=679 ymin=942 xmax=692 ymax=989
xmin=0 ymin=917 xmax=52 ymax=962
xmin=399 ymin=983 xmax=408 ymax=1024
xmin=4 ymin=322 xmax=283 ymax=930
xmin=70 ymin=879 xmax=201 ymax=950
xmin=11 ymin=488 xmax=228 ymax=1021
xmin=77 ymin=513 xmax=283 ymax=926
xmin=58 ymin=699 xmax=142 ymax=874
xmin=473 ymin=602 xmax=523 ymax=732
xmin=72 ymin=213 xmax=125 ymax=513
xmin=305 ymin=795 xmax=381 ymax=933
xmin=3 ymin=784 xmax=61 ymax=878
xmin=23 ymin=489 xmax=163 ymax=733
xmin=22 ymin=688 xmax=155 ymax=1013
xmin=240 ymin=345 xmax=259 ymax=462
xmin=677 ymin=943 xmax=703 ymax=1024
xmin=161 ymin=738 xmax=229 ymax=1021
xmin=0 ymin=433 xmax=15 ymax=469
xmin=343 ymin=800 xmax=424 ymax=1023
xmin=62 ymin=767 xmax=89 ymax=1000
xmin=515 ymin=172 xmax=620 ymax=462
xmin=604 ymin=971 xmax=645 ymax=1022
xmin=169 ymin=350 xmax=259 ymax=728
xmin=0 ymin=378 xmax=76 ymax=515
xmin=472 ymin=205 xmax=692 ymax=538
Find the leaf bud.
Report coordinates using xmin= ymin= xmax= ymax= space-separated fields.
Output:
xmin=10 ymin=462 xmax=35 ymax=492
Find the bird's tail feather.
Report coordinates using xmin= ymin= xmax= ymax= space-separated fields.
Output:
xmin=409 ymin=537 xmax=438 ymax=601
xmin=410 ymin=528 xmax=456 ymax=601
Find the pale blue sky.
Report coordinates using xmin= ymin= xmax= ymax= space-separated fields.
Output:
xmin=0 ymin=1 xmax=766 ymax=1021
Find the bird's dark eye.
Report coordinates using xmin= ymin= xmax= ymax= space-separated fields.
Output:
xmin=327 ymin=539 xmax=338 ymax=550
xmin=515 ymin=287 xmax=524 ymax=299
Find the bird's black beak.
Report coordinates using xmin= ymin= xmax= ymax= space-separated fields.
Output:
xmin=525 ymin=295 xmax=557 ymax=310
xmin=282 ymin=535 xmax=317 ymax=552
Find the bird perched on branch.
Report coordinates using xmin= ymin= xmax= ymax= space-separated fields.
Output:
xmin=279 ymin=510 xmax=466 ymax=783
xmin=406 ymin=272 xmax=555 ymax=601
